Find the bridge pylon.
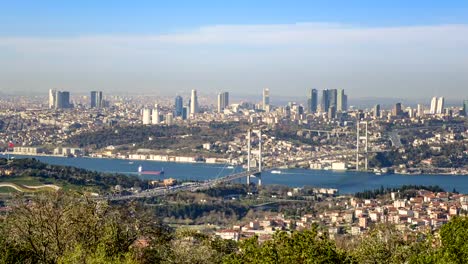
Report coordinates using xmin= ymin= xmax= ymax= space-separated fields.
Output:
xmin=246 ymin=128 xmax=262 ymax=186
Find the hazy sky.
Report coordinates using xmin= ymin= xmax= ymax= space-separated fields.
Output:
xmin=1 ymin=1 xmax=468 ymax=100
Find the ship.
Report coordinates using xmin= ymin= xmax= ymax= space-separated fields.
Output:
xmin=138 ymin=165 xmax=164 ymax=175
xmin=271 ymin=170 xmax=282 ymax=174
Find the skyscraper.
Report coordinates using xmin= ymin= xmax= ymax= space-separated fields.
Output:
xmin=217 ymin=92 xmax=229 ymax=113
xmin=165 ymin=113 xmax=174 ymax=126
xmin=307 ymin=88 xmax=318 ymax=113
xmin=54 ymin=91 xmax=71 ymax=109
xmin=190 ymin=89 xmax=198 ymax=116
xmin=90 ymin=91 xmax=103 ymax=108
xmin=373 ymin=104 xmax=381 ymax=118
xmin=152 ymin=106 xmax=160 ymax=124
xmin=329 ymin=89 xmax=337 ymax=109
xmin=430 ymin=97 xmax=438 ymax=114
xmin=392 ymin=103 xmax=403 ymax=116
xmin=142 ymin=108 xmax=151 ymax=125
xmin=463 ymin=100 xmax=468 ymax=116
xmin=321 ymin=89 xmax=330 ymax=113
xmin=49 ymin=89 xmax=56 ymax=109
xmin=263 ymin=88 xmax=270 ymax=112
xmin=417 ymin=104 xmax=424 ymax=117
xmin=337 ymin=89 xmax=345 ymax=111
xmin=174 ymin=96 xmax=183 ymax=117
xmin=436 ymin=97 xmax=444 ymax=114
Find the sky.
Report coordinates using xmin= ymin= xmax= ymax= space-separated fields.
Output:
xmin=1 ymin=0 xmax=468 ymax=100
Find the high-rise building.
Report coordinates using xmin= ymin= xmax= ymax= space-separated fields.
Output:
xmin=54 ymin=91 xmax=71 ymax=109
xmin=90 ymin=91 xmax=103 ymax=108
xmin=263 ymin=88 xmax=270 ymax=112
xmin=430 ymin=97 xmax=438 ymax=114
xmin=373 ymin=104 xmax=381 ymax=118
xmin=182 ymin=106 xmax=188 ymax=120
xmin=337 ymin=89 xmax=346 ymax=111
xmin=152 ymin=106 xmax=160 ymax=124
xmin=174 ymin=96 xmax=183 ymax=117
xmin=321 ymin=89 xmax=330 ymax=113
xmin=462 ymin=100 xmax=468 ymax=116
xmin=392 ymin=103 xmax=403 ymax=117
xmin=142 ymin=108 xmax=151 ymax=125
xmin=417 ymin=104 xmax=424 ymax=117
xmin=49 ymin=89 xmax=56 ymax=109
xmin=329 ymin=89 xmax=338 ymax=109
xmin=436 ymin=97 xmax=444 ymax=114
xmin=217 ymin=92 xmax=229 ymax=113
xmin=166 ymin=113 xmax=174 ymax=126
xmin=307 ymin=88 xmax=318 ymax=113
xmin=328 ymin=105 xmax=336 ymax=119
xmin=190 ymin=89 xmax=198 ymax=116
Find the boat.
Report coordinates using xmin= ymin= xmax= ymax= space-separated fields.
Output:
xmin=138 ymin=165 xmax=164 ymax=175
xmin=227 ymin=165 xmax=235 ymax=169
xmin=271 ymin=170 xmax=282 ymax=174
xmin=129 ymin=161 xmax=134 ymax=164
xmin=375 ymin=172 xmax=382 ymax=175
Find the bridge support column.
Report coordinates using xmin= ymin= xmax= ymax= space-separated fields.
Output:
xmin=247 ymin=129 xmax=251 ymax=185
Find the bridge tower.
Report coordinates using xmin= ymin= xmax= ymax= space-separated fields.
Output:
xmin=356 ymin=121 xmax=369 ymax=171
xmin=246 ymin=129 xmax=262 ymax=186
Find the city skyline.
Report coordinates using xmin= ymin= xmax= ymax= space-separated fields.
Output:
xmin=1 ymin=2 xmax=468 ymax=99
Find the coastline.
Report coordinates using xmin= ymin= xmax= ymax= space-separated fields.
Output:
xmin=2 ymin=152 xmax=468 ymax=176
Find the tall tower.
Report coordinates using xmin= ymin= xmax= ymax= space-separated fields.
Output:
xmin=217 ymin=92 xmax=229 ymax=113
xmin=430 ymin=97 xmax=438 ymax=114
xmin=142 ymin=109 xmax=151 ymax=125
xmin=373 ymin=104 xmax=381 ymax=118
xmin=307 ymin=88 xmax=318 ymax=113
xmin=321 ymin=89 xmax=330 ymax=113
xmin=337 ymin=89 xmax=345 ymax=111
xmin=417 ymin=104 xmax=424 ymax=117
xmin=152 ymin=106 xmax=160 ymax=124
xmin=436 ymin=97 xmax=444 ymax=114
xmin=190 ymin=89 xmax=198 ymax=117
xmin=356 ymin=121 xmax=369 ymax=171
xmin=263 ymin=88 xmax=270 ymax=112
xmin=49 ymin=89 xmax=56 ymax=109
xmin=463 ymin=100 xmax=468 ymax=116
xmin=174 ymin=96 xmax=183 ymax=117
xmin=90 ymin=91 xmax=103 ymax=108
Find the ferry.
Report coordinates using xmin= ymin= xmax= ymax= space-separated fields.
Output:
xmin=271 ymin=170 xmax=282 ymax=174
xmin=138 ymin=165 xmax=164 ymax=175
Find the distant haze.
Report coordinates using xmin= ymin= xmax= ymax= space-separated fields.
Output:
xmin=1 ymin=23 xmax=468 ymax=100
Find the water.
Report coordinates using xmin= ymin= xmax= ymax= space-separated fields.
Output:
xmin=5 ymin=154 xmax=468 ymax=194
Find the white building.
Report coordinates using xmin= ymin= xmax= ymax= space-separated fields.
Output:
xmin=430 ymin=97 xmax=438 ymax=114
xmin=152 ymin=108 xmax=160 ymax=124
xmin=436 ymin=97 xmax=444 ymax=114
xmin=142 ymin=108 xmax=151 ymax=125
xmin=190 ymin=89 xmax=198 ymax=117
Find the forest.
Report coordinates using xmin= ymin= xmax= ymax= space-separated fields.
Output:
xmin=1 ymin=191 xmax=468 ymax=263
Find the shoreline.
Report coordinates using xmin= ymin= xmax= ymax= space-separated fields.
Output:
xmin=2 ymin=152 xmax=468 ymax=176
